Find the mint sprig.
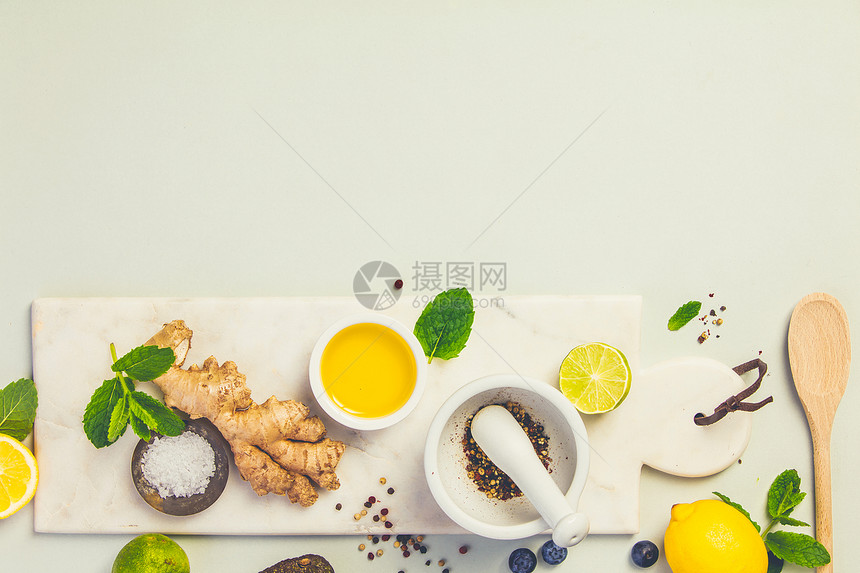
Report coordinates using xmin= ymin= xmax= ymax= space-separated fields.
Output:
xmin=714 ymin=469 xmax=830 ymax=572
xmin=0 ymin=378 xmax=38 ymax=441
xmin=668 ymin=300 xmax=702 ymax=331
xmin=83 ymin=343 xmax=183 ymax=448
xmin=413 ymin=288 xmax=475 ymax=364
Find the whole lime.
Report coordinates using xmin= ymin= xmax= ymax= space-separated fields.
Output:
xmin=112 ymin=533 xmax=190 ymax=573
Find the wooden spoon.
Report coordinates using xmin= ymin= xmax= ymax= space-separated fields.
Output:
xmin=788 ymin=293 xmax=851 ymax=573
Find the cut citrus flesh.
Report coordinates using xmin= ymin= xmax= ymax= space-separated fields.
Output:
xmin=0 ymin=434 xmax=39 ymax=519
xmin=559 ymin=342 xmax=632 ymax=414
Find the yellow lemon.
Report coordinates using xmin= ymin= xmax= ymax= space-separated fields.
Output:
xmin=0 ymin=433 xmax=39 ymax=519
xmin=664 ymin=499 xmax=768 ymax=573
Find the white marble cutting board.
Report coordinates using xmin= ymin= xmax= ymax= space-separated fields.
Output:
xmin=31 ymin=296 xmax=752 ymax=535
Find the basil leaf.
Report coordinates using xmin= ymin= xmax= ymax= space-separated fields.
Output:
xmin=0 ymin=378 xmax=38 ymax=441
xmin=668 ymin=300 xmax=701 ymax=331
xmin=765 ymin=531 xmax=830 ymax=568
xmin=713 ymin=491 xmax=760 ymax=532
xmin=83 ymin=378 xmax=126 ymax=448
xmin=112 ymin=345 xmax=175 ymax=381
xmin=128 ymin=391 xmax=184 ymax=437
xmin=413 ymin=288 xmax=475 ymax=363
xmin=767 ymin=469 xmax=805 ymax=519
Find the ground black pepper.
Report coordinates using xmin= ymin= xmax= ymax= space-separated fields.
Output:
xmin=462 ymin=401 xmax=551 ymax=500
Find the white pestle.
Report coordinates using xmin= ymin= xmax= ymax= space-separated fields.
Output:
xmin=470 ymin=405 xmax=589 ymax=547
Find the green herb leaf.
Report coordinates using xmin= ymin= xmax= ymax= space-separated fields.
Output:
xmin=83 ymin=378 xmax=126 ymax=448
xmin=668 ymin=300 xmax=702 ymax=331
xmin=765 ymin=531 xmax=831 ymax=568
xmin=413 ymin=288 xmax=475 ymax=363
xmin=777 ymin=515 xmax=810 ymax=528
xmin=129 ymin=411 xmax=152 ymax=442
xmin=107 ymin=394 xmax=130 ymax=443
xmin=128 ymin=391 xmax=184 ymax=437
xmin=112 ymin=345 xmax=175 ymax=381
xmin=713 ymin=491 xmax=760 ymax=532
xmin=766 ymin=551 xmax=785 ymax=573
xmin=768 ymin=469 xmax=806 ymax=519
xmin=0 ymin=378 xmax=39 ymax=441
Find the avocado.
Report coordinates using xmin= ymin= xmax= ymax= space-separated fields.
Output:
xmin=259 ymin=554 xmax=334 ymax=573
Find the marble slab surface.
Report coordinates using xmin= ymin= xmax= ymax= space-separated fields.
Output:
xmin=31 ymin=296 xmax=750 ymax=535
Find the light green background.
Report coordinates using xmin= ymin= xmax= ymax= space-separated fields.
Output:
xmin=2 ymin=2 xmax=859 ymax=571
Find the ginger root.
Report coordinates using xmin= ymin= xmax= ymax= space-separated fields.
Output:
xmin=145 ymin=320 xmax=344 ymax=507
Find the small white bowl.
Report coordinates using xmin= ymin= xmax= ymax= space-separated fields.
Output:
xmin=309 ymin=313 xmax=427 ymax=431
xmin=424 ymin=374 xmax=590 ymax=540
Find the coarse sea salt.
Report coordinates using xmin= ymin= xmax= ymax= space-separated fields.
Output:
xmin=142 ymin=431 xmax=216 ymax=498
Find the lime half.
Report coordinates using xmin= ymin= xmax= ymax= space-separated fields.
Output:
xmin=559 ymin=342 xmax=632 ymax=414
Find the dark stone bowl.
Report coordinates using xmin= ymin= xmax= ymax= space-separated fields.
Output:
xmin=131 ymin=417 xmax=230 ymax=516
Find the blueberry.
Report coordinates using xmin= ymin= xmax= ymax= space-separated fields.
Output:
xmin=631 ymin=540 xmax=659 ymax=568
xmin=540 ymin=540 xmax=568 ymax=565
xmin=508 ymin=547 xmax=537 ymax=573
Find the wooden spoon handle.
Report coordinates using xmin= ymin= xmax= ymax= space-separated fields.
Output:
xmin=812 ymin=430 xmax=833 ymax=573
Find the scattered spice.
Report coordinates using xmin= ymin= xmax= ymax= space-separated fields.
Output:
xmin=387 ymin=487 xmax=395 ymax=494
xmin=335 ymin=503 xmax=342 ymax=511
xmin=693 ymin=295 xmax=728 ymax=344
xmin=463 ymin=401 xmax=551 ymax=500
xmin=459 ymin=545 xmax=469 ymax=554
xmin=359 ymin=544 xmax=366 ymax=551
xmin=379 ymin=477 xmax=387 ymax=485
xmin=394 ymin=279 xmax=404 ymax=290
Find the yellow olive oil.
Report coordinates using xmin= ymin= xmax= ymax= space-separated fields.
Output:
xmin=320 ymin=322 xmax=416 ymax=418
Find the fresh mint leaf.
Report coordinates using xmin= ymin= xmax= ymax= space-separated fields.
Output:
xmin=129 ymin=411 xmax=152 ymax=441
xmin=765 ymin=531 xmax=830 ymax=568
xmin=128 ymin=391 xmax=184 ymax=437
xmin=413 ymin=288 xmax=475 ymax=363
xmin=0 ymin=378 xmax=38 ymax=441
xmin=107 ymin=394 xmax=129 ymax=443
xmin=112 ymin=345 xmax=175 ymax=381
xmin=713 ymin=491 xmax=760 ymax=532
xmin=85 ymin=342 xmax=184 ymax=449
xmin=776 ymin=515 xmax=810 ymax=527
xmin=766 ymin=551 xmax=784 ymax=573
xmin=768 ymin=469 xmax=806 ymax=519
xmin=83 ymin=378 xmax=126 ymax=448
xmin=668 ymin=300 xmax=702 ymax=331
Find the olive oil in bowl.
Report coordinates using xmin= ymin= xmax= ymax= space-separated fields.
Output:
xmin=309 ymin=315 xmax=426 ymax=430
